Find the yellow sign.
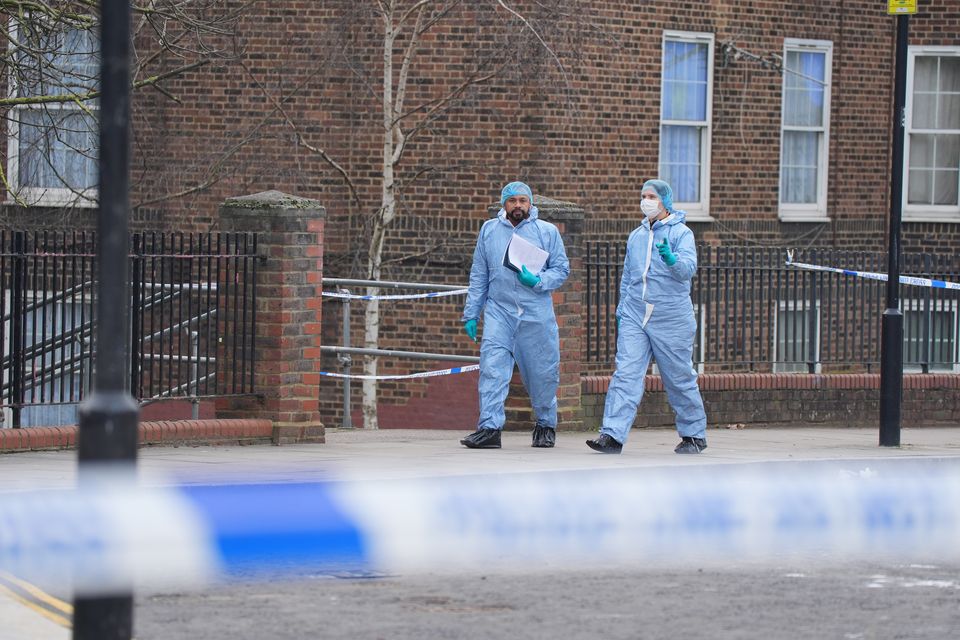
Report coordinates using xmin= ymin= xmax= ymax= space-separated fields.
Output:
xmin=888 ymin=0 xmax=917 ymax=14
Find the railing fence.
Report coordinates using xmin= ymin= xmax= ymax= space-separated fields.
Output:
xmin=586 ymin=243 xmax=960 ymax=374
xmin=1 ymin=231 xmax=258 ymax=428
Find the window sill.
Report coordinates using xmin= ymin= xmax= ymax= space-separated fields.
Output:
xmin=778 ymin=213 xmax=830 ymax=223
xmin=903 ymin=210 xmax=960 ymax=223
xmin=5 ymin=191 xmax=98 ymax=209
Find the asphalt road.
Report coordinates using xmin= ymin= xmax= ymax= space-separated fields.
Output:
xmin=135 ymin=561 xmax=960 ymax=639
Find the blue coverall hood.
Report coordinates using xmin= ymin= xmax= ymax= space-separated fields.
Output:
xmin=500 ymin=181 xmax=534 ymax=207
xmin=641 ymin=179 xmax=676 ymax=214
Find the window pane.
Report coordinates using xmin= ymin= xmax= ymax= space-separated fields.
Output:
xmin=18 ymin=109 xmax=98 ymax=190
xmin=940 ymin=57 xmax=960 ymax=92
xmin=908 ymin=169 xmax=933 ymax=204
xmin=15 ymin=24 xmax=99 ymax=98
xmin=781 ymin=130 xmax=819 ymax=203
xmin=933 ymin=170 xmax=959 ymax=205
xmin=912 ymin=93 xmax=937 ymax=129
xmin=784 ymin=51 xmax=826 ymax=126
xmin=659 ymin=124 xmax=701 ymax=202
xmin=910 ymin=133 xmax=934 ymax=167
xmin=939 ymin=93 xmax=960 ymax=129
xmin=931 ymin=134 xmax=959 ymax=205
xmin=914 ymin=56 xmax=938 ymax=90
xmin=663 ymin=40 xmax=707 ymax=121
xmin=934 ymin=134 xmax=960 ymax=168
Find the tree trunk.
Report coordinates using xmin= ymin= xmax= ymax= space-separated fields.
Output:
xmin=360 ymin=9 xmax=398 ymax=429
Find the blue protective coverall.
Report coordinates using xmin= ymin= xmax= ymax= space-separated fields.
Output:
xmin=462 ymin=205 xmax=570 ymax=430
xmin=600 ymin=209 xmax=707 ymax=444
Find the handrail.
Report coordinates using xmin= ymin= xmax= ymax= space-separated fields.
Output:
xmin=322 ymin=277 xmax=466 ymax=292
xmin=321 ymin=345 xmax=478 ymax=364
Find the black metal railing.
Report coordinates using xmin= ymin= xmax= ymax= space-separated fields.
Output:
xmin=585 ymin=243 xmax=960 ymax=374
xmin=1 ymin=231 xmax=258 ymax=427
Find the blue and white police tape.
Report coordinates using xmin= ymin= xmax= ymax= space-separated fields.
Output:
xmin=2 ymin=465 xmax=960 ymax=594
xmin=319 ymin=364 xmax=479 ymax=380
xmin=322 ymin=289 xmax=468 ymax=301
xmin=786 ymin=251 xmax=960 ymax=291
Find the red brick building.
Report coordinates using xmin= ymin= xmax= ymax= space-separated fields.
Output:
xmin=2 ymin=2 xmax=958 ymax=429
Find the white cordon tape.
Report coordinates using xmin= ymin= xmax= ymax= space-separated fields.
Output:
xmin=2 ymin=465 xmax=960 ymax=595
xmin=319 ymin=364 xmax=479 ymax=380
xmin=322 ymin=289 xmax=468 ymax=301
xmin=786 ymin=252 xmax=960 ymax=290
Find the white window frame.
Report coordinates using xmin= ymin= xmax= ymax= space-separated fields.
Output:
xmin=901 ymin=297 xmax=960 ymax=373
xmin=778 ymin=39 xmax=833 ymax=222
xmin=659 ymin=30 xmax=714 ymax=221
xmin=6 ymin=17 xmax=98 ymax=208
xmin=903 ymin=46 xmax=960 ymax=222
xmin=772 ymin=299 xmax=821 ymax=374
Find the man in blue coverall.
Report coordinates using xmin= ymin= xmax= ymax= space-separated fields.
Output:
xmin=460 ymin=181 xmax=570 ymax=449
xmin=586 ymin=179 xmax=708 ymax=454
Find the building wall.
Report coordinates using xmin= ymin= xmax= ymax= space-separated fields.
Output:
xmin=1 ymin=3 xmax=958 ymax=428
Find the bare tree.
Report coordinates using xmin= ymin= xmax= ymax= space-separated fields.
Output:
xmin=0 ymin=0 xmax=251 ymax=212
xmin=278 ymin=0 xmax=582 ymax=429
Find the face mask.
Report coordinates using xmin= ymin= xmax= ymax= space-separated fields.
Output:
xmin=640 ymin=199 xmax=661 ymax=218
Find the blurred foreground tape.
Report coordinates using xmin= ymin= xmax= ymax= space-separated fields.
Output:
xmin=2 ymin=465 xmax=959 ymax=595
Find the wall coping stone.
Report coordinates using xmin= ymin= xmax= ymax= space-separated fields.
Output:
xmin=0 ymin=419 xmax=280 ymax=453
xmin=582 ymin=373 xmax=960 ymax=395
xmin=220 ymin=190 xmax=326 ymax=218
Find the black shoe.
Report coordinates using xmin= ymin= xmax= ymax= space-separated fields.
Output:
xmin=585 ymin=433 xmax=622 ymax=454
xmin=674 ymin=436 xmax=707 ymax=454
xmin=460 ymin=429 xmax=501 ymax=449
xmin=531 ymin=423 xmax=556 ymax=448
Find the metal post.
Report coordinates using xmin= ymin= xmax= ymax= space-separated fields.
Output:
xmin=10 ymin=232 xmax=25 ymax=428
xmin=808 ymin=266 xmax=818 ymax=374
xmin=880 ymin=14 xmax=909 ymax=448
xmin=74 ymin=2 xmax=138 ymax=639
xmin=130 ymin=234 xmax=141 ymax=396
xmin=190 ymin=330 xmax=200 ymax=420
xmin=339 ymin=290 xmax=352 ymax=428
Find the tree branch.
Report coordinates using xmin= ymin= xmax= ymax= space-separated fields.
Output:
xmin=0 ymin=59 xmax=209 ymax=107
xmin=239 ymin=60 xmax=365 ymax=213
xmin=495 ymin=0 xmax=569 ymax=87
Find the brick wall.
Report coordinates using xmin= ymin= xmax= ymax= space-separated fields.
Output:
xmin=2 ymin=4 xmax=957 ymax=429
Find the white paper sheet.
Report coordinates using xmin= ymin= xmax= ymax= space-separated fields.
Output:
xmin=502 ymin=233 xmax=549 ymax=274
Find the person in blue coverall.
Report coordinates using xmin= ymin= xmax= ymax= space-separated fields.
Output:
xmin=460 ymin=181 xmax=570 ymax=449
xmin=586 ymin=179 xmax=708 ymax=454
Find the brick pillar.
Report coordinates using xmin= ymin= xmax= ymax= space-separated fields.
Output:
xmin=218 ymin=191 xmax=326 ymax=444
xmin=493 ymin=196 xmax=584 ymax=431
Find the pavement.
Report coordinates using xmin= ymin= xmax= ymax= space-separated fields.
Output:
xmin=2 ymin=425 xmax=959 ymax=638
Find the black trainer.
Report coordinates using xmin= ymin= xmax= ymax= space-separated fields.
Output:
xmin=531 ymin=423 xmax=556 ymax=448
xmin=585 ymin=433 xmax=623 ymax=454
xmin=674 ymin=436 xmax=707 ymax=454
xmin=460 ymin=429 xmax=501 ymax=449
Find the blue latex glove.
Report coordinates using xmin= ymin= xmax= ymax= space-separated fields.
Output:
xmin=517 ymin=264 xmax=541 ymax=288
xmin=463 ymin=319 xmax=478 ymax=342
xmin=656 ymin=239 xmax=677 ymax=266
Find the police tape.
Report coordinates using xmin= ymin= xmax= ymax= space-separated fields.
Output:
xmin=319 ymin=364 xmax=479 ymax=380
xmin=322 ymin=289 xmax=468 ymax=301
xmin=786 ymin=253 xmax=960 ymax=291
xmin=2 ymin=465 xmax=959 ymax=594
